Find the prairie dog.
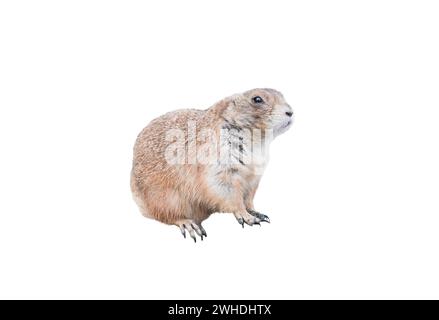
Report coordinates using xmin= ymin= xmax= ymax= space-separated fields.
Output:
xmin=131 ymin=88 xmax=293 ymax=241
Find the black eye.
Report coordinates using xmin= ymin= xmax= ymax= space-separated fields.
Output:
xmin=252 ymin=96 xmax=264 ymax=104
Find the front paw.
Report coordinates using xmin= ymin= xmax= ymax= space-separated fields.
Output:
xmin=247 ymin=209 xmax=270 ymax=223
xmin=234 ymin=211 xmax=261 ymax=228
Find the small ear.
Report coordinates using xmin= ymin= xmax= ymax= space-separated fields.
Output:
xmin=214 ymin=98 xmax=233 ymax=113
xmin=230 ymin=94 xmax=247 ymax=108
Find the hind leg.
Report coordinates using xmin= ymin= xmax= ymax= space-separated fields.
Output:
xmin=139 ymin=187 xmax=209 ymax=242
xmin=175 ymin=204 xmax=210 ymax=242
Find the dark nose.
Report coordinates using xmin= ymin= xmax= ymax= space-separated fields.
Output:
xmin=285 ymin=111 xmax=293 ymax=117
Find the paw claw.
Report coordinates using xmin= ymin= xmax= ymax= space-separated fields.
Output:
xmin=235 ymin=212 xmax=261 ymax=227
xmin=189 ymin=229 xmax=196 ymax=242
xmin=176 ymin=220 xmax=206 ymax=242
xmin=180 ymin=225 xmax=186 ymax=238
xmin=247 ymin=209 xmax=270 ymax=223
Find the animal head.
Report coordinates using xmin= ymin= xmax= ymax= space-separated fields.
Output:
xmin=219 ymin=88 xmax=294 ymax=137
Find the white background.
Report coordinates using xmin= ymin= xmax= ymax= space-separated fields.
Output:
xmin=0 ymin=0 xmax=438 ymax=299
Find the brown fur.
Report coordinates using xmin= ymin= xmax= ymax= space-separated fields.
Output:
xmin=131 ymin=88 xmax=293 ymax=236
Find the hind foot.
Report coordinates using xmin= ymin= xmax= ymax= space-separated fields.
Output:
xmin=176 ymin=219 xmax=207 ymax=242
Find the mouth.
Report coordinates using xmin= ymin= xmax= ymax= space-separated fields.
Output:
xmin=281 ymin=120 xmax=292 ymax=129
